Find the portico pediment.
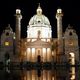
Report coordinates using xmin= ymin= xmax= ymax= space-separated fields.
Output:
xmin=26 ymin=39 xmax=51 ymax=48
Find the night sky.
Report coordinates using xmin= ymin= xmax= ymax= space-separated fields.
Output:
xmin=0 ymin=0 xmax=80 ymax=41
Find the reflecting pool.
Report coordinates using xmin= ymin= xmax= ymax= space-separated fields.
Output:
xmin=0 ymin=67 xmax=79 ymax=80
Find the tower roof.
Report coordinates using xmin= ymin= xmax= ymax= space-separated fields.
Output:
xmin=65 ymin=24 xmax=76 ymax=33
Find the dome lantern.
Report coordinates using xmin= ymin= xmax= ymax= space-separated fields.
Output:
xmin=36 ymin=3 xmax=42 ymax=15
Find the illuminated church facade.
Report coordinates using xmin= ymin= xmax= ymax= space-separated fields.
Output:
xmin=0 ymin=5 xmax=79 ymax=64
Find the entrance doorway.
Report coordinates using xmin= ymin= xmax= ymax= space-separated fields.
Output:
xmin=37 ymin=49 xmax=41 ymax=62
xmin=37 ymin=55 xmax=41 ymax=62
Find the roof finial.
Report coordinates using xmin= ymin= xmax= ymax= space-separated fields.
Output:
xmin=38 ymin=3 xmax=40 ymax=8
xmin=36 ymin=3 xmax=42 ymax=15
xmin=8 ymin=24 xmax=10 ymax=27
xmin=5 ymin=24 xmax=12 ymax=31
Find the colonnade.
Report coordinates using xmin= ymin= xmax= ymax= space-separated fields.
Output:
xmin=24 ymin=48 xmax=52 ymax=62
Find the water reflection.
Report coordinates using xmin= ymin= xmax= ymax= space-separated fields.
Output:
xmin=0 ymin=67 xmax=79 ymax=80
xmin=69 ymin=67 xmax=75 ymax=80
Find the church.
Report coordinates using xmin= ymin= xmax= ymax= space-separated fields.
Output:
xmin=0 ymin=4 xmax=79 ymax=65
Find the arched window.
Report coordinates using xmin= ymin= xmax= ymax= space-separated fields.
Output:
xmin=6 ymin=32 xmax=9 ymax=36
xmin=37 ymin=30 xmax=41 ymax=38
xmin=69 ymin=32 xmax=72 ymax=36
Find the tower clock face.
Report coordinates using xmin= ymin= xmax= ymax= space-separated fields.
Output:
xmin=68 ymin=39 xmax=74 ymax=46
xmin=68 ymin=41 xmax=73 ymax=46
xmin=4 ymin=41 xmax=10 ymax=46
